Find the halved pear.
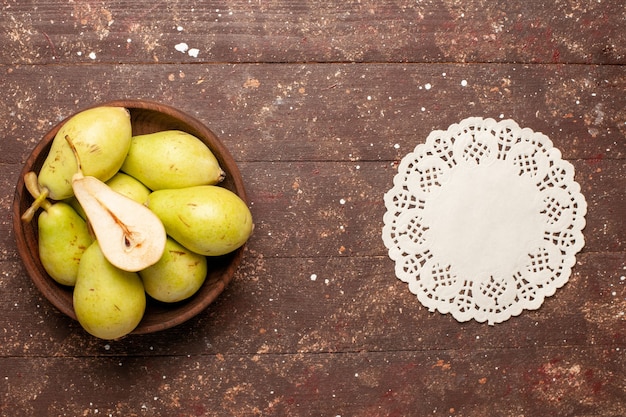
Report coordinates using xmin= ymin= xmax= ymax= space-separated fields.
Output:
xmin=72 ymin=174 xmax=166 ymax=272
xmin=67 ymin=136 xmax=166 ymax=272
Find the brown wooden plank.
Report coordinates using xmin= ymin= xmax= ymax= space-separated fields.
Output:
xmin=1 ymin=345 xmax=624 ymax=416
xmin=1 ymin=63 xmax=624 ymax=165
xmin=1 ymin=0 xmax=624 ymax=65
xmin=3 ymin=157 xmax=624 ymax=262
xmin=238 ymin=159 xmax=626 ymax=257
xmin=1 ymin=251 xmax=623 ymax=358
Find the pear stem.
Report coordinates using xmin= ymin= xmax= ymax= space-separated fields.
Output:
xmin=21 ymin=171 xmax=51 ymax=223
xmin=24 ymin=172 xmax=51 ymax=209
xmin=64 ymin=134 xmax=84 ymax=178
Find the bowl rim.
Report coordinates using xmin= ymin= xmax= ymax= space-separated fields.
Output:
xmin=12 ymin=99 xmax=248 ymax=335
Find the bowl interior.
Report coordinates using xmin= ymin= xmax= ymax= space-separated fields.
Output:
xmin=12 ymin=99 xmax=247 ymax=335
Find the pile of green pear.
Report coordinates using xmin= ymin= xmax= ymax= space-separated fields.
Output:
xmin=21 ymin=106 xmax=253 ymax=340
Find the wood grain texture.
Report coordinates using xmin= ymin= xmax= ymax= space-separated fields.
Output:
xmin=1 ymin=1 xmax=624 ymax=416
xmin=1 ymin=346 xmax=624 ymax=417
xmin=1 ymin=0 xmax=624 ymax=65
xmin=1 ymin=63 xmax=624 ymax=165
xmin=1 ymin=251 xmax=624 ymax=355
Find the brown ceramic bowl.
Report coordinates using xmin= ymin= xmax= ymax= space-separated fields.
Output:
xmin=12 ymin=99 xmax=247 ymax=335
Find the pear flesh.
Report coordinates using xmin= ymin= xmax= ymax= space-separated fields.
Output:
xmin=72 ymin=173 xmax=167 ymax=272
xmin=73 ymin=241 xmax=146 ymax=340
xmin=38 ymin=106 xmax=132 ymax=200
xmin=66 ymin=173 xmax=151 ymax=221
xmin=147 ymin=185 xmax=253 ymax=256
xmin=121 ymin=130 xmax=225 ymax=190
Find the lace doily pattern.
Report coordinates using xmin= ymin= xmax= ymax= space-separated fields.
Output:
xmin=382 ymin=117 xmax=587 ymax=324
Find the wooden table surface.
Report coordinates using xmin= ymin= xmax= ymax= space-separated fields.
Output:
xmin=1 ymin=1 xmax=624 ymax=416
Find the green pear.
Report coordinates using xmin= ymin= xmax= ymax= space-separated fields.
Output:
xmin=140 ymin=237 xmax=207 ymax=303
xmin=106 ymin=172 xmax=151 ymax=204
xmin=38 ymin=201 xmax=94 ymax=286
xmin=73 ymin=241 xmax=146 ymax=340
xmin=22 ymin=172 xmax=93 ymax=286
xmin=146 ymin=185 xmax=253 ymax=256
xmin=121 ymin=130 xmax=225 ymax=191
xmin=38 ymin=106 xmax=132 ymax=201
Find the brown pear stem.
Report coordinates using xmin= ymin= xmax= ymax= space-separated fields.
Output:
xmin=64 ymin=134 xmax=84 ymax=176
xmin=21 ymin=171 xmax=51 ymax=223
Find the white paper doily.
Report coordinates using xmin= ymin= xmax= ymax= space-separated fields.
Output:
xmin=382 ymin=117 xmax=587 ymax=324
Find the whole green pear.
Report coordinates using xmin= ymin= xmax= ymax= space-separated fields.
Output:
xmin=140 ymin=237 xmax=207 ymax=303
xmin=121 ymin=130 xmax=225 ymax=191
xmin=38 ymin=201 xmax=93 ymax=286
xmin=106 ymin=172 xmax=151 ymax=204
xmin=38 ymin=106 xmax=132 ymax=200
xmin=73 ymin=241 xmax=146 ymax=340
xmin=146 ymin=185 xmax=253 ymax=256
